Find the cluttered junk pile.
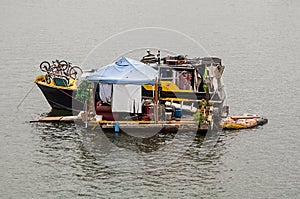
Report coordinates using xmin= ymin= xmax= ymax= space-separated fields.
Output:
xmin=32 ymin=50 xmax=268 ymax=132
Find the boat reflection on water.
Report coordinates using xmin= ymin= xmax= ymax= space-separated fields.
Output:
xmin=78 ymin=127 xmax=209 ymax=155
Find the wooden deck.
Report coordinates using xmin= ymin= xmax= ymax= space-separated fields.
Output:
xmin=30 ymin=115 xmax=210 ymax=132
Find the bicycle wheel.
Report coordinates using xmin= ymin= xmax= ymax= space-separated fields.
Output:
xmin=40 ymin=61 xmax=51 ymax=72
xmin=69 ymin=66 xmax=83 ymax=79
xmin=59 ymin=60 xmax=69 ymax=70
xmin=45 ymin=74 xmax=52 ymax=84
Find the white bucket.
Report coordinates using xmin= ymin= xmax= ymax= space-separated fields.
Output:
xmin=95 ymin=115 xmax=103 ymax=121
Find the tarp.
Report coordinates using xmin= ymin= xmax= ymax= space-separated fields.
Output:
xmin=85 ymin=57 xmax=158 ymax=84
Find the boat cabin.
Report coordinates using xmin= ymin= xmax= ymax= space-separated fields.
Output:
xmin=84 ymin=53 xmax=226 ymax=123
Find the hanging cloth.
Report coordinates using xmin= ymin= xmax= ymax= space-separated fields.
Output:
xmin=112 ymin=84 xmax=142 ymax=113
xmin=99 ymin=83 xmax=112 ymax=103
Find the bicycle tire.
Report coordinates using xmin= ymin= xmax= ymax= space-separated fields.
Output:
xmin=69 ymin=66 xmax=83 ymax=79
xmin=45 ymin=74 xmax=52 ymax=84
xmin=59 ymin=60 xmax=69 ymax=70
xmin=40 ymin=61 xmax=51 ymax=72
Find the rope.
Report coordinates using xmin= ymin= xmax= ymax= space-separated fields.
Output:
xmin=47 ymin=98 xmax=82 ymax=113
xmin=57 ymin=88 xmax=83 ymax=104
xmin=16 ymin=84 xmax=35 ymax=111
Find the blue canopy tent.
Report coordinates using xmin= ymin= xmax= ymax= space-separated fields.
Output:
xmin=85 ymin=57 xmax=158 ymax=84
xmin=86 ymin=57 xmax=158 ymax=115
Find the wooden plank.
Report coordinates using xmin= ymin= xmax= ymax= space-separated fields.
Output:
xmin=39 ymin=116 xmax=63 ymax=122
xmin=60 ymin=116 xmax=79 ymax=122
xmin=231 ymin=115 xmax=261 ymax=120
xmin=30 ymin=116 xmax=201 ymax=131
xmin=30 ymin=116 xmax=78 ymax=123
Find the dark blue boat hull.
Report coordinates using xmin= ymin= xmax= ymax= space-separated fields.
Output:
xmin=36 ymin=82 xmax=84 ymax=112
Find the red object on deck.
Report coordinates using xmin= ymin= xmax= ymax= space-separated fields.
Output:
xmin=96 ymin=105 xmax=118 ymax=121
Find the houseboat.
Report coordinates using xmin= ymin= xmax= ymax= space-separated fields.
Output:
xmin=82 ymin=51 xmax=228 ymax=133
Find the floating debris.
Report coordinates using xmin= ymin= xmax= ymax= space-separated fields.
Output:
xmin=220 ymin=114 xmax=268 ymax=130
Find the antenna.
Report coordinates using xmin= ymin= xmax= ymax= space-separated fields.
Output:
xmin=157 ymin=50 xmax=161 ymax=65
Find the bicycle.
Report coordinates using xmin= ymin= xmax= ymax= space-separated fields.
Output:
xmin=52 ymin=60 xmax=83 ymax=79
xmin=39 ymin=59 xmax=66 ymax=73
xmin=44 ymin=66 xmax=70 ymax=85
xmin=40 ymin=59 xmax=83 ymax=83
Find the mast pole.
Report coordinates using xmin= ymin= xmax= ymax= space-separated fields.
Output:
xmin=155 ymin=50 xmax=161 ymax=124
xmin=154 ymin=77 xmax=159 ymax=124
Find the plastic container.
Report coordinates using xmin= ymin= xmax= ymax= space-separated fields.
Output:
xmin=174 ymin=108 xmax=182 ymax=118
xmin=95 ymin=115 xmax=103 ymax=121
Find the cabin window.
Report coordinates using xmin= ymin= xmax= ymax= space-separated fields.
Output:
xmin=160 ymin=68 xmax=173 ymax=80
